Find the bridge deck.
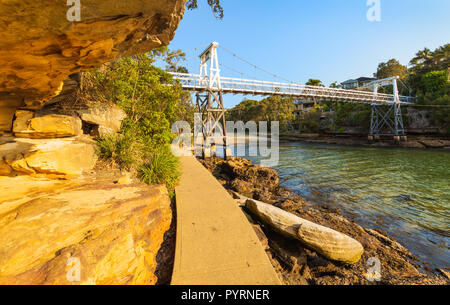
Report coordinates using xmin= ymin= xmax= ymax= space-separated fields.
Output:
xmin=170 ymin=73 xmax=413 ymax=105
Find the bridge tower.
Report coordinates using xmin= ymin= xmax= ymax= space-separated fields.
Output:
xmin=368 ymin=77 xmax=407 ymax=142
xmin=194 ymin=42 xmax=231 ymax=158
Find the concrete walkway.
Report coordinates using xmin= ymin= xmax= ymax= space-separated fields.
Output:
xmin=171 ymin=156 xmax=281 ymax=285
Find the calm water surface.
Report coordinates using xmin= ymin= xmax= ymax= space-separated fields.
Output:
xmin=233 ymin=142 xmax=449 ymax=270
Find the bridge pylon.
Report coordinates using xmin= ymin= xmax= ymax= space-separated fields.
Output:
xmin=194 ymin=42 xmax=231 ymax=159
xmin=367 ymin=77 xmax=407 ymax=142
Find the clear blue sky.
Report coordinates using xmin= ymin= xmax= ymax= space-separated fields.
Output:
xmin=166 ymin=0 xmax=450 ymax=108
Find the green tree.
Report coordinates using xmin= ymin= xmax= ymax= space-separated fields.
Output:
xmin=227 ymin=97 xmax=295 ymax=132
xmin=408 ymin=44 xmax=450 ymax=95
xmin=376 ymin=59 xmax=407 ymax=79
xmin=186 ymin=0 xmax=224 ymax=19
xmin=422 ymin=70 xmax=449 ymax=93
xmin=330 ymin=81 xmax=341 ymax=88
xmin=306 ymin=79 xmax=324 ymax=87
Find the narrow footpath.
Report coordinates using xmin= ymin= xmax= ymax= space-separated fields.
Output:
xmin=171 ymin=156 xmax=281 ymax=285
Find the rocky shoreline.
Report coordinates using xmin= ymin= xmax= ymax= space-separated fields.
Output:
xmin=280 ymin=134 xmax=450 ymax=150
xmin=200 ymin=157 xmax=449 ymax=285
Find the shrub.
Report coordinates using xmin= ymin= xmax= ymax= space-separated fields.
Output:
xmin=96 ymin=127 xmax=144 ymax=169
xmin=138 ymin=145 xmax=180 ymax=190
xmin=422 ymin=70 xmax=449 ymax=93
xmin=84 ymin=51 xmax=192 ymax=190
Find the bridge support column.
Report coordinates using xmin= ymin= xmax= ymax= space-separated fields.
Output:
xmin=196 ymin=91 xmax=231 ymax=159
xmin=369 ymin=103 xmax=406 ymax=142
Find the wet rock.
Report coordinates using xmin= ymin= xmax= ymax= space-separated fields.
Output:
xmin=253 ymin=188 xmax=274 ymax=203
xmin=230 ymin=179 xmax=254 ymax=198
xmin=396 ymin=194 xmax=414 ymax=201
xmin=223 ymin=158 xmax=280 ymax=192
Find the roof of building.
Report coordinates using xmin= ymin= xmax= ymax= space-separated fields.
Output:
xmin=356 ymin=77 xmax=376 ymax=83
xmin=341 ymin=79 xmax=357 ymax=84
xmin=341 ymin=77 xmax=376 ymax=85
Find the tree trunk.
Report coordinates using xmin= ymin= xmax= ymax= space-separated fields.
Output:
xmin=245 ymin=199 xmax=364 ymax=263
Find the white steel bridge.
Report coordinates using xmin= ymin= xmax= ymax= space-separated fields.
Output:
xmin=168 ymin=42 xmax=414 ymax=155
xmin=169 ymin=73 xmax=414 ymax=105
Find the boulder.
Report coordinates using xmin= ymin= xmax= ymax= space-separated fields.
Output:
xmin=13 ymin=114 xmax=82 ymax=138
xmin=223 ymin=158 xmax=280 ymax=192
xmin=0 ymin=137 xmax=97 ymax=177
xmin=77 ymin=102 xmax=127 ymax=137
xmin=245 ymin=199 xmax=364 ymax=263
xmin=0 ymin=177 xmax=172 ymax=285
xmin=12 ymin=110 xmax=34 ymax=132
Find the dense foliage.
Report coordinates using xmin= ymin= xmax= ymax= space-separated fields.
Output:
xmin=81 ymin=49 xmax=194 ymax=190
xmin=227 ymin=96 xmax=296 ymax=132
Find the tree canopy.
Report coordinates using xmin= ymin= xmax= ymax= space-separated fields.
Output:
xmin=376 ymin=59 xmax=407 ymax=79
xmin=186 ymin=0 xmax=224 ymax=19
xmin=306 ymin=79 xmax=324 ymax=87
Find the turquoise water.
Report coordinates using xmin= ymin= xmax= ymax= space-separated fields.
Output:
xmin=236 ymin=142 xmax=449 ymax=271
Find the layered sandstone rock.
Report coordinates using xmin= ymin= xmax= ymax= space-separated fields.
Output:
xmin=0 ymin=176 xmax=172 ymax=285
xmin=77 ymin=101 xmax=127 ymax=137
xmin=0 ymin=0 xmax=185 ymax=131
xmin=13 ymin=112 xmax=82 ymax=138
xmin=0 ymin=136 xmax=97 ymax=177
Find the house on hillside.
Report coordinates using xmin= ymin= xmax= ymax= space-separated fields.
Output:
xmin=341 ymin=77 xmax=376 ymax=89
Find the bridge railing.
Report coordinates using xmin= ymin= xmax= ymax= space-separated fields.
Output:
xmin=169 ymin=72 xmax=414 ymax=105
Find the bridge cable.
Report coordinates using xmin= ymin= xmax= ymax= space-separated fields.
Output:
xmin=219 ymin=63 xmax=263 ymax=81
xmin=219 ymin=45 xmax=296 ymax=84
xmin=153 ymin=43 xmax=211 ymax=62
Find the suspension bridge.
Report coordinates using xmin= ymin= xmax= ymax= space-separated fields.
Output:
xmin=168 ymin=42 xmax=415 ymax=157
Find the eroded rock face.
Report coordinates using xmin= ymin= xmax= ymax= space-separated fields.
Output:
xmin=0 ymin=176 xmax=172 ymax=285
xmin=77 ymin=101 xmax=127 ymax=137
xmin=0 ymin=136 xmax=97 ymax=177
xmin=13 ymin=112 xmax=82 ymax=138
xmin=0 ymin=0 xmax=185 ymax=130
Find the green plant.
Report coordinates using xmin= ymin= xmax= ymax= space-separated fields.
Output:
xmin=421 ymin=70 xmax=449 ymax=93
xmin=96 ymin=127 xmax=144 ymax=168
xmin=83 ymin=50 xmax=192 ymax=190
xmin=138 ymin=146 xmax=180 ymax=190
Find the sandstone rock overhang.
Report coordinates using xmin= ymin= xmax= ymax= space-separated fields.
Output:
xmin=0 ymin=0 xmax=185 ymax=129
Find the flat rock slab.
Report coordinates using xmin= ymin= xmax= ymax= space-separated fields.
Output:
xmin=172 ymin=156 xmax=281 ymax=285
xmin=0 ymin=175 xmax=171 ymax=284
